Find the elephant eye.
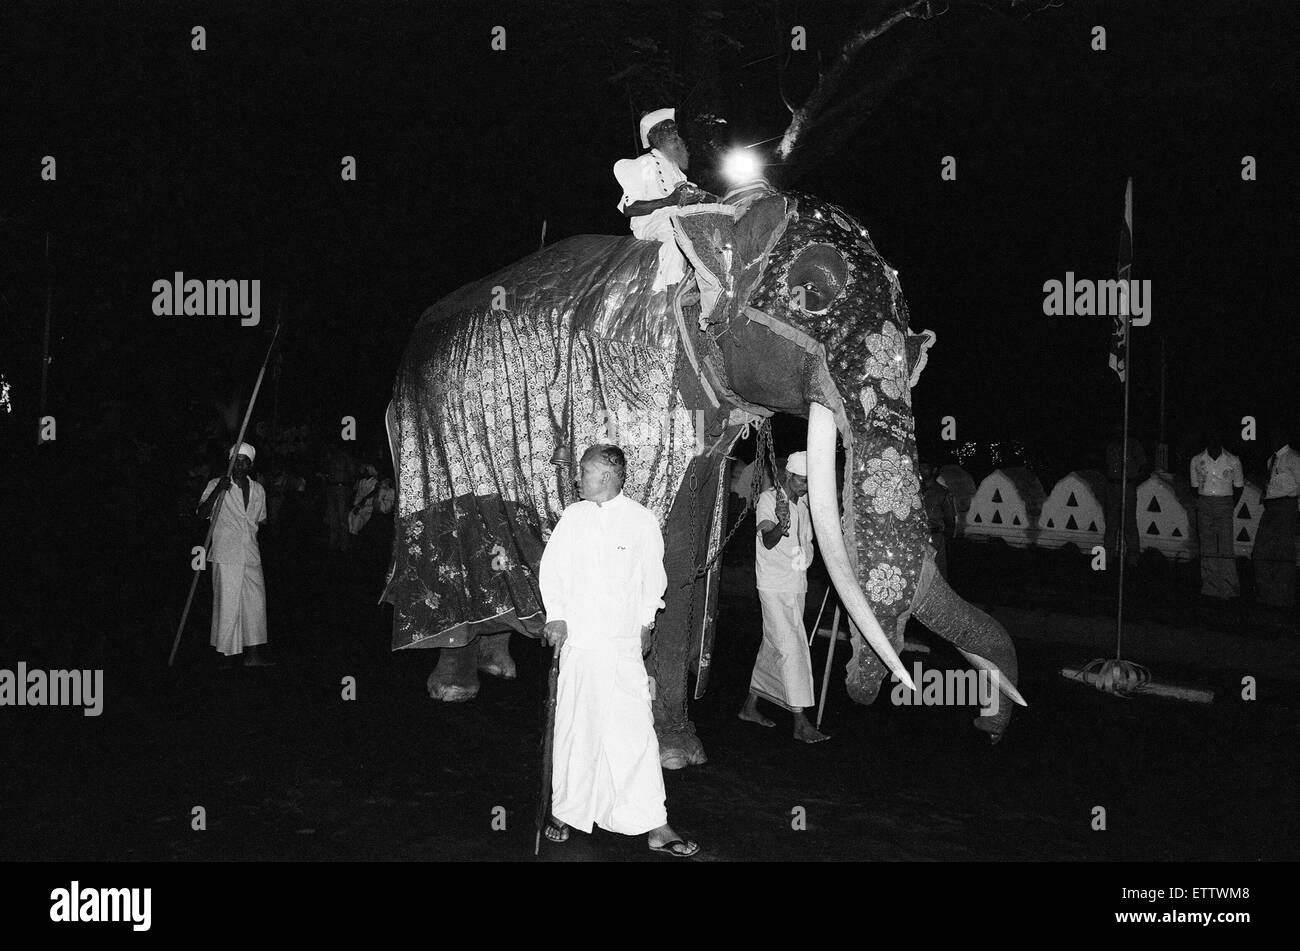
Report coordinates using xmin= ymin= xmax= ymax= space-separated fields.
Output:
xmin=786 ymin=244 xmax=848 ymax=313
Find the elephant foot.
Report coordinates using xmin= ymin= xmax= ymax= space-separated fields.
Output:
xmin=658 ymin=730 xmax=708 ymax=770
xmin=427 ymin=672 xmax=479 ymax=703
xmin=478 ymin=660 xmax=517 ymax=680
xmin=477 ymin=633 xmax=516 ymax=680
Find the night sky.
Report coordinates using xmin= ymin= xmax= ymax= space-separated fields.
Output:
xmin=2 ymin=0 xmax=1295 ymax=476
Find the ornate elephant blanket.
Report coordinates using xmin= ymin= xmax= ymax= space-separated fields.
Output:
xmin=384 ymin=235 xmax=703 ymax=650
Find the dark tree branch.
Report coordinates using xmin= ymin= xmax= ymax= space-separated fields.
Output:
xmin=773 ymin=37 xmax=922 ymax=186
xmin=774 ymin=0 xmax=1062 ymax=171
xmin=777 ymin=0 xmax=928 ymax=160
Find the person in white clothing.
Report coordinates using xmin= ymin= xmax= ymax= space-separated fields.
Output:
xmin=739 ymin=451 xmax=829 ymax=744
xmin=538 ymin=444 xmax=699 ymax=857
xmin=613 ymin=108 xmax=710 ymax=293
xmin=1190 ymin=422 xmax=1244 ymax=598
xmin=198 ymin=442 xmax=273 ymax=666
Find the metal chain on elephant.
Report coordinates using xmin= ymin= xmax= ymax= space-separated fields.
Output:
xmin=690 ymin=418 xmax=776 ymax=581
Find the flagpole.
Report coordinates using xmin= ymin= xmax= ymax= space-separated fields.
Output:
xmin=1115 ymin=176 xmax=1134 ymax=660
xmin=1157 ymin=337 xmax=1167 ymax=471
xmin=38 ymin=232 xmax=52 ymax=442
xmin=1116 ymin=305 xmax=1132 ymax=661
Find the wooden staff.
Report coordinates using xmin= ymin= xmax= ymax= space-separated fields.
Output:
xmin=168 ymin=321 xmax=282 ymax=667
xmin=815 ymin=606 xmax=841 ymax=731
xmin=533 ymin=646 xmax=560 ymax=856
xmin=807 ymin=585 xmax=831 ymax=647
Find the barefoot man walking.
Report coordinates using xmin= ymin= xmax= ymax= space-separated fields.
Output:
xmin=739 ymin=451 xmax=829 ymax=743
xmin=538 ymin=444 xmax=700 ymax=857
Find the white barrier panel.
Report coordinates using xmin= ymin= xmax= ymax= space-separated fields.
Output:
xmin=1136 ymin=474 xmax=1195 ymax=562
xmin=1231 ymin=482 xmax=1262 ymax=558
xmin=937 ymin=464 xmax=975 ymax=537
xmin=965 ymin=467 xmax=1045 ymax=549
xmin=1038 ymin=470 xmax=1106 ymax=551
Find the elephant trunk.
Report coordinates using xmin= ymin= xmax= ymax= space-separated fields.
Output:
xmin=807 ymin=402 xmax=914 ymax=691
xmin=910 ymin=568 xmax=1026 ymax=740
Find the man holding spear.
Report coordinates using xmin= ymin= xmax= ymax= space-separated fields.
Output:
xmin=197 ymin=443 xmax=274 ymax=666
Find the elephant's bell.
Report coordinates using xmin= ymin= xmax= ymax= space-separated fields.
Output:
xmin=549 ymin=441 xmax=575 ymax=468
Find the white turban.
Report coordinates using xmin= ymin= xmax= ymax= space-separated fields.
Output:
xmin=785 ymin=451 xmax=807 ymax=476
xmin=229 ymin=442 xmax=256 ymax=463
xmin=639 ymin=108 xmax=675 ymax=148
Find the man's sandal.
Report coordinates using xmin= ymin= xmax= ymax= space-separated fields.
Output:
xmin=649 ymin=838 xmax=699 ymax=858
xmin=543 ymin=820 xmax=569 ymax=843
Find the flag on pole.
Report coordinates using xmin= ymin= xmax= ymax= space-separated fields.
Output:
xmin=1108 ymin=176 xmax=1133 ymax=381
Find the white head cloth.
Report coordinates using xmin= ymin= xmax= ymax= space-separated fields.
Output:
xmin=639 ymin=108 xmax=675 ymax=148
xmin=229 ymin=442 xmax=256 ymax=463
xmin=785 ymin=451 xmax=807 ymax=476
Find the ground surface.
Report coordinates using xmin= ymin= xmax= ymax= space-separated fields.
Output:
xmin=5 ymin=522 xmax=1299 ymax=862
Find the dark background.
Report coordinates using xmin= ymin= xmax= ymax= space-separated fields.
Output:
xmin=1 ymin=0 xmax=1295 ymax=476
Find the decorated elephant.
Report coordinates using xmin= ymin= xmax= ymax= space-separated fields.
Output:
xmin=383 ymin=182 xmax=1025 ymax=767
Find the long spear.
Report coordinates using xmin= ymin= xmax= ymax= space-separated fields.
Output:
xmin=168 ymin=319 xmax=282 ymax=667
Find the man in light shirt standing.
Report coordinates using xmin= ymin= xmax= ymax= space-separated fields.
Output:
xmin=739 ymin=451 xmax=829 ymax=744
xmin=198 ymin=443 xmax=274 ymax=666
xmin=613 ymin=108 xmax=710 ymax=293
xmin=1190 ymin=422 xmax=1245 ymax=599
xmin=1254 ymin=423 xmax=1300 ymax=612
xmin=538 ymin=444 xmax=700 ymax=857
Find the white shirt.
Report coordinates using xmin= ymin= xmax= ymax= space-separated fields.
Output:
xmin=200 ymin=478 xmax=266 ymax=566
xmin=538 ymin=492 xmax=667 ymax=649
xmin=755 ymin=488 xmax=815 ymax=593
xmin=1190 ymin=449 xmax=1243 ymax=497
xmin=613 ymin=149 xmax=687 ymax=240
xmin=1264 ymin=445 xmax=1300 ymax=499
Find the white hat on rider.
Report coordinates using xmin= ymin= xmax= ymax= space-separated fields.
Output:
xmin=785 ymin=451 xmax=807 ymax=476
xmin=639 ymin=108 xmax=675 ymax=148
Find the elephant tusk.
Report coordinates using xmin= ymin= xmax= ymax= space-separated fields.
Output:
xmin=956 ymin=648 xmax=1028 ymax=707
xmin=807 ymin=402 xmax=914 ymax=692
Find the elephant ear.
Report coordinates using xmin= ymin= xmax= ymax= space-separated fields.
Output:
xmin=673 ymin=204 xmax=738 ymax=328
xmin=905 ymin=328 xmax=936 ymax=387
xmin=674 ymin=192 xmax=797 ymax=329
xmin=729 ymin=192 xmax=796 ymax=308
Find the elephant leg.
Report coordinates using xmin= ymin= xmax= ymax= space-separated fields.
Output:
xmin=427 ymin=643 xmax=480 ymax=702
xmin=476 ymin=631 xmax=516 ymax=679
xmin=911 ymin=568 xmax=1020 ymax=742
xmin=647 ymin=455 xmax=720 ymax=770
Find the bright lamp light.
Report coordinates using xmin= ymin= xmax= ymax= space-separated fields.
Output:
xmin=722 ymin=149 xmax=762 ymax=184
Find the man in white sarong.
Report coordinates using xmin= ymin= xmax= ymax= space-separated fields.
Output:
xmin=198 ymin=442 xmax=273 ymax=666
xmin=613 ymin=108 xmax=709 ymax=293
xmin=739 ymin=451 xmax=829 ymax=743
xmin=538 ymin=444 xmax=700 ymax=857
